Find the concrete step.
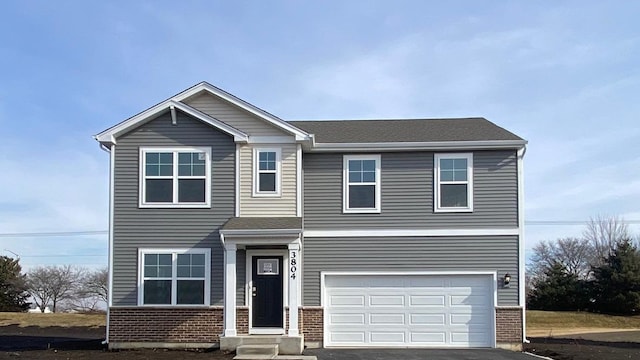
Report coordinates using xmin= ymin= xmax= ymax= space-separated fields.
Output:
xmin=234 ymin=355 xmax=276 ymax=360
xmin=236 ymin=344 xmax=279 ymax=357
xmin=275 ymin=356 xmax=317 ymax=360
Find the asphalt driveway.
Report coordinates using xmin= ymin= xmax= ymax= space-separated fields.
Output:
xmin=305 ymin=348 xmax=539 ymax=360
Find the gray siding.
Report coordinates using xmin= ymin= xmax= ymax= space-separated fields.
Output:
xmin=302 ymin=151 xmax=518 ymax=229
xmin=302 ymin=235 xmax=519 ymax=306
xmin=112 ymin=110 xmax=235 ymax=306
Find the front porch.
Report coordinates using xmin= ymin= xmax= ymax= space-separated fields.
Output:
xmin=220 ymin=217 xmax=304 ymax=355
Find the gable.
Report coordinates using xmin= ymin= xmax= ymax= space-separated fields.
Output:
xmin=184 ymin=92 xmax=288 ymax=137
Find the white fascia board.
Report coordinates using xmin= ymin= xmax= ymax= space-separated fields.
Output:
xmin=307 ymin=140 xmax=527 ymax=152
xmin=94 ymin=99 xmax=249 ymax=145
xmin=220 ymin=229 xmax=302 ymax=236
xmin=173 ymin=82 xmax=312 ymax=140
xmin=303 ymin=228 xmax=519 ymax=237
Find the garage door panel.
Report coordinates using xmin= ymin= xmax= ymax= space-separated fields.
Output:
xmin=409 ymin=295 xmax=446 ymax=306
xmin=369 ymin=313 xmax=405 ymax=325
xmin=410 ymin=313 xmax=446 ymax=325
xmin=410 ymin=332 xmax=447 ymax=344
xmin=330 ymin=294 xmax=365 ymax=306
xmin=325 ymin=274 xmax=493 ymax=348
xmin=370 ymin=295 xmax=404 ymax=306
xmin=370 ymin=332 xmax=405 ymax=343
xmin=330 ymin=313 xmax=365 ymax=325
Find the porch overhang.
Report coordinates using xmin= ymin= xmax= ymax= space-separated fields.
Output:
xmin=218 ymin=217 xmax=303 ymax=340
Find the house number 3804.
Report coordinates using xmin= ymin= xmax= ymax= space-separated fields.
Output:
xmin=290 ymin=251 xmax=297 ymax=279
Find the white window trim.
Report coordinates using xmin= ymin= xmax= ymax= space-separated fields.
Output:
xmin=137 ymin=248 xmax=211 ymax=306
xmin=434 ymin=152 xmax=474 ymax=213
xmin=139 ymin=147 xmax=212 ymax=208
xmin=252 ymin=147 xmax=282 ymax=197
xmin=343 ymin=154 xmax=381 ymax=214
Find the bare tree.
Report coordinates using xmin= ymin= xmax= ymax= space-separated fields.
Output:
xmin=583 ymin=215 xmax=630 ymax=266
xmin=26 ymin=265 xmax=84 ymax=313
xmin=529 ymin=237 xmax=592 ymax=281
xmin=70 ymin=267 xmax=108 ymax=312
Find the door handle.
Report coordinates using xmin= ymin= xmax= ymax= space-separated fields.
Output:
xmin=252 ymin=286 xmax=257 ymax=297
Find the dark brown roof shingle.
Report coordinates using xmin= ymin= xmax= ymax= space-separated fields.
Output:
xmin=288 ymin=118 xmax=523 ymax=144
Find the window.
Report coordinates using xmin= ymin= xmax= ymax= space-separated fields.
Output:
xmin=343 ymin=155 xmax=381 ymax=213
xmin=139 ymin=249 xmax=210 ymax=306
xmin=434 ymin=153 xmax=473 ymax=212
xmin=140 ymin=147 xmax=211 ymax=207
xmin=253 ymin=148 xmax=281 ymax=196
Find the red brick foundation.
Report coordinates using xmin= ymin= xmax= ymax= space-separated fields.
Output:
xmin=496 ymin=306 xmax=523 ymax=347
xmin=109 ymin=307 xmax=223 ymax=343
xmin=301 ymin=306 xmax=323 ymax=342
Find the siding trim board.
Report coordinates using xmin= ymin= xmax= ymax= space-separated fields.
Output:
xmin=303 ymin=228 xmax=518 ymax=237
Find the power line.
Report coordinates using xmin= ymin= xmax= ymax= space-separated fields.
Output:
xmin=0 ymin=219 xmax=639 ymax=238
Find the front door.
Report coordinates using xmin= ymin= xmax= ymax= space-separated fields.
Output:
xmin=252 ymin=256 xmax=284 ymax=328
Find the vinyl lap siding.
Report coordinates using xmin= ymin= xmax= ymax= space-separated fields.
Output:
xmin=184 ymin=93 xmax=286 ymax=137
xmin=303 ymin=151 xmax=518 ymax=229
xmin=239 ymin=144 xmax=297 ymax=216
xmin=303 ymin=235 xmax=519 ymax=306
xmin=112 ymin=111 xmax=235 ymax=306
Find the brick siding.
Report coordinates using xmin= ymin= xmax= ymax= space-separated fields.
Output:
xmin=109 ymin=307 xmax=223 ymax=343
xmin=301 ymin=307 xmax=323 ymax=341
xmin=496 ymin=307 xmax=523 ymax=343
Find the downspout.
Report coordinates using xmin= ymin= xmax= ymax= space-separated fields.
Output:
xmin=98 ymin=141 xmax=112 ymax=346
xmin=517 ymin=145 xmax=529 ymax=344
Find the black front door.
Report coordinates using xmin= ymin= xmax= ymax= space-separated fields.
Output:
xmin=252 ymin=256 xmax=284 ymax=328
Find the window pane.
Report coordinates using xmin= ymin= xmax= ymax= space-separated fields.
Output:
xmin=348 ymin=170 xmax=362 ymax=183
xmin=440 ymin=169 xmax=454 ymax=182
xmin=259 ymin=151 xmax=276 ymax=171
xmin=178 ymin=152 xmax=191 ymax=164
xmin=146 ymin=152 xmax=159 ymax=164
xmin=177 ymin=254 xmax=190 ymax=266
xmin=453 ymin=158 xmax=467 ymax=169
xmin=349 ymin=185 xmax=375 ymax=208
xmin=177 ymin=280 xmax=205 ymax=305
xmin=158 ymin=265 xmax=172 ymax=277
xmin=192 ymin=254 xmax=205 ymax=266
xmin=159 ymin=153 xmax=173 ymax=164
xmin=146 ymin=179 xmax=173 ymax=202
xmin=440 ymin=158 xmax=454 ymax=170
xmin=158 ymin=254 xmax=172 ymax=265
xmin=159 ymin=164 xmax=173 ymax=176
xmin=192 ymin=164 xmax=205 ymax=176
xmin=144 ymin=265 xmax=157 ymax=277
xmin=177 ymin=265 xmax=191 ymax=277
xmin=178 ymin=179 xmax=205 ymax=202
xmin=259 ymin=173 xmax=276 ymax=192
xmin=362 ymin=160 xmax=375 ymax=172
xmin=146 ymin=164 xmax=159 ymax=176
xmin=144 ymin=254 xmax=157 ymax=265
xmin=453 ymin=169 xmax=467 ymax=181
xmin=362 ymin=170 xmax=375 ymax=182
xmin=143 ymin=280 xmax=171 ymax=304
xmin=441 ymin=184 xmax=468 ymax=207
xmin=349 ymin=160 xmax=362 ymax=171
xmin=178 ymin=164 xmax=191 ymax=176
xmin=191 ymin=266 xmax=205 ymax=277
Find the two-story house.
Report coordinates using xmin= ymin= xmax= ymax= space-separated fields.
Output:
xmin=94 ymin=82 xmax=527 ymax=355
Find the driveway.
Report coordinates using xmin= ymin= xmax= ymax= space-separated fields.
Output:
xmin=305 ymin=348 xmax=539 ymax=360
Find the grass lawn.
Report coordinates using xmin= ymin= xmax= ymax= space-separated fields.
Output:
xmin=0 ymin=312 xmax=105 ymax=328
xmin=527 ymin=310 xmax=640 ymax=336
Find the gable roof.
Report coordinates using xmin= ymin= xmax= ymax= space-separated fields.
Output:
xmin=289 ymin=118 xmax=526 ymax=151
xmin=94 ymin=81 xmax=311 ymax=147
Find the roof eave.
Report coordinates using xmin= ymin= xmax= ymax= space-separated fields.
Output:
xmin=94 ymin=100 xmax=249 ymax=146
xmin=305 ymin=140 xmax=528 ymax=152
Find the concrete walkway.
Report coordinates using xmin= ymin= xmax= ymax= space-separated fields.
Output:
xmin=305 ymin=348 xmax=539 ymax=360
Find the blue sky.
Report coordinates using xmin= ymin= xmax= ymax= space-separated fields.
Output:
xmin=1 ymin=1 xmax=639 ymax=270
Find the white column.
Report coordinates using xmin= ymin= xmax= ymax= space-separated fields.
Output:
xmin=223 ymin=243 xmax=237 ymax=337
xmin=288 ymin=242 xmax=300 ymax=336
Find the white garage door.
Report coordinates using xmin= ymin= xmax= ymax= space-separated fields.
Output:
xmin=324 ymin=274 xmax=494 ymax=348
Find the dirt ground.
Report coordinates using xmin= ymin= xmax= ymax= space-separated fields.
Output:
xmin=525 ymin=331 xmax=640 ymax=360
xmin=3 ymin=325 xmax=640 ymax=360
xmin=0 ymin=325 xmax=234 ymax=359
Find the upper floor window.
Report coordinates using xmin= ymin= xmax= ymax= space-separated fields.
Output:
xmin=434 ymin=153 xmax=473 ymax=212
xmin=253 ymin=148 xmax=281 ymax=197
xmin=140 ymin=147 xmax=211 ymax=208
xmin=343 ymin=155 xmax=381 ymax=213
xmin=138 ymin=248 xmax=211 ymax=306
